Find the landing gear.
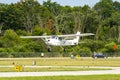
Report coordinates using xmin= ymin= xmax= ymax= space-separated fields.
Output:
xmin=47 ymin=46 xmax=52 ymax=52
xmin=47 ymin=46 xmax=66 ymax=52
xmin=64 ymin=48 xmax=66 ymax=52
xmin=48 ymin=48 xmax=51 ymax=52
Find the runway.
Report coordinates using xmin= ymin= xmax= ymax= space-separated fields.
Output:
xmin=0 ymin=66 xmax=120 ymax=77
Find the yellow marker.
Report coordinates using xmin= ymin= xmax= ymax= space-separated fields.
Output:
xmin=14 ymin=65 xmax=23 ymax=71
xmin=76 ymin=55 xmax=80 ymax=59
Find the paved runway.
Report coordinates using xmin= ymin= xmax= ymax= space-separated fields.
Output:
xmin=0 ymin=66 xmax=120 ymax=77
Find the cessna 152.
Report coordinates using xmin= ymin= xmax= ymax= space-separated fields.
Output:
xmin=21 ymin=31 xmax=94 ymax=46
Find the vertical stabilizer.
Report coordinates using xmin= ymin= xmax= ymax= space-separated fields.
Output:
xmin=74 ymin=31 xmax=80 ymax=44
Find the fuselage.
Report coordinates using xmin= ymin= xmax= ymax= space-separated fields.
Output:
xmin=45 ymin=36 xmax=79 ymax=46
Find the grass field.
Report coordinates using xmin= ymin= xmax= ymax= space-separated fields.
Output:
xmin=0 ymin=58 xmax=120 ymax=79
xmin=0 ymin=67 xmax=111 ymax=72
xmin=0 ymin=57 xmax=120 ymax=66
xmin=0 ymin=75 xmax=120 ymax=80
xmin=0 ymin=57 xmax=119 ymax=72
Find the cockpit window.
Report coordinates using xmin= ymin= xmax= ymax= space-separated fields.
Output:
xmin=51 ymin=36 xmax=57 ymax=39
xmin=51 ymin=36 xmax=56 ymax=39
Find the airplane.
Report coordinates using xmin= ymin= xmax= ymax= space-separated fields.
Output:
xmin=20 ymin=31 xmax=94 ymax=46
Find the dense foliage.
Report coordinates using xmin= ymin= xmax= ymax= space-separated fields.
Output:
xmin=0 ymin=0 xmax=120 ymax=57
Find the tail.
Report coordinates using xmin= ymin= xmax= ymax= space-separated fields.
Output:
xmin=74 ymin=31 xmax=80 ymax=44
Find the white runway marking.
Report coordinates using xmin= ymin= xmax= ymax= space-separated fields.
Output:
xmin=0 ymin=66 xmax=120 ymax=77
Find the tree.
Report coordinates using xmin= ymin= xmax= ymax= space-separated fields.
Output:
xmin=71 ymin=5 xmax=92 ymax=33
xmin=94 ymin=0 xmax=114 ymax=20
xmin=0 ymin=3 xmax=24 ymax=30
xmin=43 ymin=0 xmax=62 ymax=16
xmin=43 ymin=0 xmax=66 ymax=34
xmin=18 ymin=0 xmax=42 ymax=33
xmin=32 ymin=25 xmax=46 ymax=35
xmin=1 ymin=29 xmax=21 ymax=48
xmin=0 ymin=0 xmax=51 ymax=33
xmin=105 ymin=42 xmax=117 ymax=56
xmin=110 ymin=12 xmax=120 ymax=42
xmin=113 ymin=1 xmax=120 ymax=11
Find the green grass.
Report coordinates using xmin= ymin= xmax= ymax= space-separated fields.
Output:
xmin=0 ymin=57 xmax=119 ymax=72
xmin=0 ymin=67 xmax=111 ymax=72
xmin=0 ymin=58 xmax=119 ymax=79
xmin=0 ymin=57 xmax=120 ymax=66
xmin=0 ymin=75 xmax=120 ymax=80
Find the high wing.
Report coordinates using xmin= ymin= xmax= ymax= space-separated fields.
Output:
xmin=20 ymin=36 xmax=51 ymax=38
xmin=77 ymin=33 xmax=94 ymax=36
xmin=57 ymin=33 xmax=94 ymax=37
xmin=20 ymin=32 xmax=94 ymax=38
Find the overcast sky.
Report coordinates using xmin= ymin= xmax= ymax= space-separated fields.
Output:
xmin=0 ymin=0 xmax=120 ymax=7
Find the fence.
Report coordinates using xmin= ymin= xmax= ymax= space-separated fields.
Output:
xmin=0 ymin=52 xmax=120 ymax=58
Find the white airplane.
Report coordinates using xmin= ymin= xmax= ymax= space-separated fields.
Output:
xmin=21 ymin=31 xmax=94 ymax=46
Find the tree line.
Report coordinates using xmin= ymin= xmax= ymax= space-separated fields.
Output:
xmin=0 ymin=0 xmax=120 ymax=57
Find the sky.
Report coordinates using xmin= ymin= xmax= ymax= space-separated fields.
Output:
xmin=0 ymin=0 xmax=120 ymax=7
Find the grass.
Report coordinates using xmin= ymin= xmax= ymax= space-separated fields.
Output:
xmin=0 ymin=75 xmax=120 ymax=80
xmin=0 ymin=57 xmax=119 ymax=72
xmin=0 ymin=67 xmax=111 ymax=72
xmin=0 ymin=57 xmax=120 ymax=66
xmin=0 ymin=58 xmax=120 ymax=79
